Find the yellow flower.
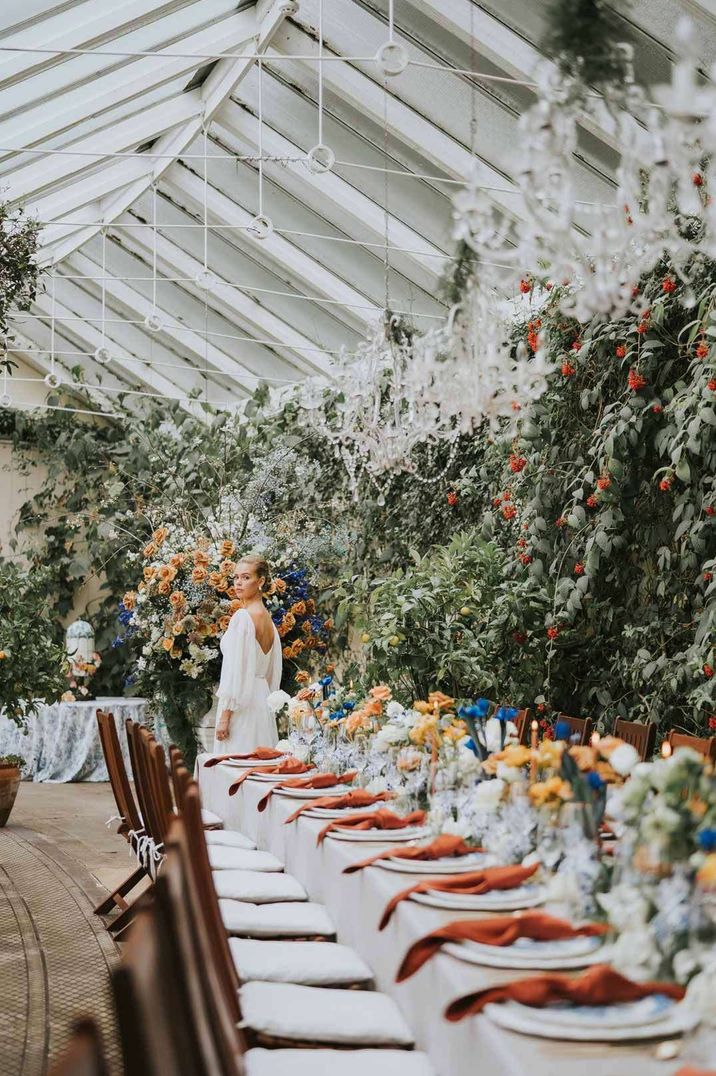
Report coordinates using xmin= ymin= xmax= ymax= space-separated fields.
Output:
xmin=295 ymin=671 xmax=310 ymax=684
xmin=413 ymin=700 xmax=431 ymax=714
xmin=152 ymin=526 xmax=168 ymax=544
xmin=529 ymin=776 xmax=573 ymax=809
xmin=442 ymin=719 xmax=468 ymax=744
xmin=536 ymin=739 xmax=565 ymax=771
xmin=161 ymin=637 xmax=174 ymax=652
xmin=494 ymin=744 xmax=531 ymax=768
xmin=170 ymin=645 xmax=182 ymax=660
xmin=172 ymin=621 xmax=185 ymax=636
xmin=697 ymin=854 xmax=716 ymax=889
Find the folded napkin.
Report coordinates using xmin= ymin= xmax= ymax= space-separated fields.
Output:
xmin=257 ymin=771 xmax=357 ymax=812
xmin=674 ymin=1069 xmax=716 ymax=1076
xmin=444 ymin=963 xmax=685 ymax=1023
xmin=379 ymin=862 xmax=539 ymax=930
xmin=343 ymin=834 xmax=483 ymax=875
xmin=283 ymin=788 xmax=395 ymax=824
xmin=396 ymin=911 xmax=608 ymax=981
xmin=228 ymin=758 xmax=311 ymax=795
xmin=204 ymin=747 xmax=284 ymax=768
xmin=318 ymin=807 xmax=426 ymax=847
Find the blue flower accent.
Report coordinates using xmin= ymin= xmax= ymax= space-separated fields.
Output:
xmin=554 ymin=719 xmax=572 ymax=741
xmin=465 ymin=737 xmax=479 ymax=757
xmin=698 ymin=828 xmax=716 ymax=852
xmin=111 ymin=635 xmax=124 ymax=649
xmin=495 ymin=705 xmax=519 ymax=723
xmin=319 ymin=675 xmax=333 ymax=687
xmin=343 ymin=700 xmax=355 ymax=711
xmin=586 ymin=770 xmax=604 ymax=791
xmin=123 ymin=673 xmax=137 ymax=688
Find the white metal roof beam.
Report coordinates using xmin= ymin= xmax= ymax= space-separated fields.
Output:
xmin=35 ymin=0 xmax=292 ymax=267
xmin=8 ymin=326 xmax=117 ymax=413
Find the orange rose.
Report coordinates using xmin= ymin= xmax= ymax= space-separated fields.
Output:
xmin=297 ymin=687 xmax=316 ymax=701
xmin=302 ymin=620 xmax=312 ymax=635
xmin=158 ymin=581 xmax=171 ymax=595
xmin=229 ymin=599 xmax=242 ymax=612
xmin=208 ymin=572 xmax=223 ymax=588
xmin=428 ymin=691 xmax=455 ymax=711
xmin=370 ymin=684 xmax=392 ymax=702
xmin=214 ymin=578 xmax=228 ymax=593
xmin=323 ymin=618 xmax=334 ymax=630
xmin=278 ymin=623 xmax=289 ymax=638
xmin=306 ymin=599 xmax=316 ymax=614
xmin=305 ymin=637 xmax=317 ymax=649
xmin=169 ymin=553 xmax=186 ymax=569
xmin=143 ymin=567 xmax=156 ymax=582
xmin=220 ymin=539 xmax=235 ymax=558
xmin=122 ymin=591 xmax=136 ymax=610
xmin=143 ymin=542 xmax=157 ymax=559
xmin=282 ymin=612 xmax=296 ymax=631
xmin=274 ymin=579 xmax=287 ymax=593
xmin=172 ymin=621 xmax=185 ymax=636
xmin=282 ymin=645 xmax=293 ymax=658
xmin=325 ymin=663 xmax=336 ymax=674
xmin=169 ymin=591 xmax=185 ymax=608
xmin=196 ymin=622 xmax=211 ymax=637
xmin=220 ymin=559 xmax=236 ymax=576
xmin=170 ymin=645 xmax=182 ymax=660
xmin=193 ymin=550 xmax=210 ymax=567
xmin=291 ymin=600 xmax=306 ymax=616
xmin=138 ymin=582 xmax=146 ymax=593
xmin=226 ymin=586 xmax=238 ymax=600
xmin=158 ymin=565 xmax=177 ymax=582
xmin=363 ymin=699 xmax=383 ymax=717
xmin=161 ymin=637 xmax=173 ymax=651
xmin=192 ymin=566 xmax=207 ymax=584
xmin=152 ymin=526 xmax=168 ymax=544
xmin=295 ymin=670 xmax=310 ymax=684
xmin=292 ymin=639 xmax=305 ymax=654
xmin=218 ymin=615 xmax=231 ymax=632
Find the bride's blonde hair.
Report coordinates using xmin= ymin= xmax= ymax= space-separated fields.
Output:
xmin=236 ymin=554 xmax=271 ymax=591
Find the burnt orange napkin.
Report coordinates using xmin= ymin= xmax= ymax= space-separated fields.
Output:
xmin=284 ymin=788 xmax=395 ymax=824
xmin=379 ymin=862 xmax=539 ymax=930
xmin=343 ymin=834 xmax=483 ymax=875
xmin=257 ymin=771 xmax=357 ymax=812
xmin=444 ymin=963 xmax=685 ymax=1022
xmin=228 ymin=757 xmax=311 ymax=795
xmin=674 ymin=1069 xmax=716 ymax=1075
xmin=204 ymin=746 xmax=284 ymax=767
xmin=396 ymin=911 xmax=608 ymax=981
xmin=318 ymin=807 xmax=426 ymax=847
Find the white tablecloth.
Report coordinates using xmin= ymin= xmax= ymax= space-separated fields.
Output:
xmin=0 ymin=698 xmax=148 ymax=782
xmin=198 ymin=756 xmax=682 ymax=1076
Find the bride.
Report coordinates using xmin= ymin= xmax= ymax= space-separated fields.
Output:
xmin=213 ymin=555 xmax=282 ymax=753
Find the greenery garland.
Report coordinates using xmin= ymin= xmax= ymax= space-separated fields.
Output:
xmin=541 ymin=0 xmax=635 ymax=93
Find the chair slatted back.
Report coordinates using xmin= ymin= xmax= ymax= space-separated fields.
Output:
xmin=112 ymin=905 xmax=212 ymax=1076
xmin=556 ymin=713 xmax=593 ymax=746
xmin=667 ymin=729 xmax=716 ymax=762
xmin=613 ymin=719 xmax=656 ymax=761
xmin=48 ymin=1019 xmax=109 ymax=1076
xmin=96 ymin=711 xmax=142 ymax=836
xmin=126 ymin=720 xmax=163 ymax=846
xmin=139 ymin=729 xmax=175 ymax=845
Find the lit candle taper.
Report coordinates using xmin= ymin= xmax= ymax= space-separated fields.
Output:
xmin=530 ymin=719 xmax=538 ymax=783
xmin=661 ymin=740 xmax=672 ymax=759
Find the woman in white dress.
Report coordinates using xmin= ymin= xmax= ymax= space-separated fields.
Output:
xmin=213 ymin=555 xmax=282 ymax=753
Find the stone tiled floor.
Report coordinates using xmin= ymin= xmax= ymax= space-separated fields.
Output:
xmin=0 ymin=783 xmax=130 ymax=1076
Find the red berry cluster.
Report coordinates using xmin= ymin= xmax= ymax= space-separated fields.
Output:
xmin=693 ymin=172 xmax=704 ymax=187
xmin=519 ymin=278 xmax=532 ymax=294
xmin=708 ymin=380 xmax=716 ymax=392
xmin=615 ymin=344 xmax=626 ymax=359
xmin=628 ymin=369 xmax=647 ymax=392
xmin=652 ymin=403 xmax=663 ymax=414
xmin=662 ymin=277 xmax=676 ymax=294
xmin=527 ymin=318 xmax=541 ymax=353
xmin=518 ymin=552 xmax=532 ymax=565
xmin=447 ymin=490 xmax=458 ymax=507
xmin=706 ymin=506 xmax=715 ymax=517
xmin=596 ymin=475 xmax=611 ymax=491
xmin=509 ymin=454 xmax=527 ymax=473
xmin=561 ymin=360 xmax=576 ymax=378
xmin=659 ymin=477 xmax=672 ymax=492
xmin=586 ymin=494 xmax=598 ymax=508
xmin=636 ymin=309 xmax=651 ymax=335
xmin=546 ymin=626 xmax=560 ymax=640
xmin=704 ymin=664 xmax=714 ymax=679
xmin=696 ymin=341 xmax=709 ymax=359
xmin=574 ymin=562 xmax=585 ymax=575
xmin=555 ymin=516 xmax=567 ymax=528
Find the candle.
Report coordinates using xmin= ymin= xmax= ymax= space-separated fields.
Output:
xmin=591 ymin=732 xmax=600 ymax=748
xmin=661 ymin=740 xmax=672 ymax=759
xmin=530 ymin=719 xmax=538 ymax=783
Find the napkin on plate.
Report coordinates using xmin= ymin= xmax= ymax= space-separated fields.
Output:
xmin=283 ymin=788 xmax=395 ymax=824
xmin=396 ymin=911 xmax=608 ymax=981
xmin=379 ymin=862 xmax=540 ymax=930
xmin=343 ymin=834 xmax=483 ymax=875
xmin=204 ymin=747 xmax=285 ymax=767
xmin=228 ymin=757 xmax=311 ymax=795
xmin=674 ymin=1069 xmax=716 ymax=1075
xmin=257 ymin=771 xmax=357 ymax=812
xmin=444 ymin=963 xmax=685 ymax=1022
xmin=318 ymin=807 xmax=426 ymax=847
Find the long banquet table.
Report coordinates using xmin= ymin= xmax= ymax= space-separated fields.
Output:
xmin=198 ymin=756 xmax=680 ymax=1076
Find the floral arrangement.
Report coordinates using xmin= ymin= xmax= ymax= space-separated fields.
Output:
xmin=62 ymin=650 xmax=102 ymax=702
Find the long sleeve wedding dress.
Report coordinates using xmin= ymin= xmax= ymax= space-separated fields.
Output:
xmin=212 ymin=609 xmax=282 ymax=754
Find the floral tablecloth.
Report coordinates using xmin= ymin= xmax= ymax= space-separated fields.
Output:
xmin=0 ymin=698 xmax=148 ymax=782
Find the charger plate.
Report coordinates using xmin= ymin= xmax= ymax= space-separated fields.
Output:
xmin=444 ymin=935 xmax=609 ymax=972
xmin=301 ymin=804 xmax=388 ymax=819
xmin=220 ymin=757 xmax=287 ymax=769
xmin=273 ymin=785 xmax=348 ymax=800
xmin=411 ymin=884 xmax=545 ymax=912
xmin=326 ymin=825 xmax=430 ymax=843
xmin=484 ymin=997 xmax=699 ymax=1042
xmin=377 ymin=852 xmax=487 ymax=875
xmin=246 ymin=770 xmax=315 ymax=783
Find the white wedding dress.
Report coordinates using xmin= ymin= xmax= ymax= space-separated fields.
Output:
xmin=212 ymin=608 xmax=282 ymax=754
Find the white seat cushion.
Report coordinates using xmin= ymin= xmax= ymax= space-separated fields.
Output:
xmin=201 ymin=808 xmax=224 ymax=828
xmin=239 ymin=982 xmax=415 ymax=1047
xmin=220 ymin=900 xmax=335 ymax=938
xmin=214 ymin=871 xmax=306 ymax=903
xmin=229 ymin=939 xmax=373 ymax=986
xmin=245 ymin=1049 xmax=435 ymax=1076
xmin=209 ymin=846 xmax=283 ymax=872
xmin=205 ymin=829 xmax=257 ymax=851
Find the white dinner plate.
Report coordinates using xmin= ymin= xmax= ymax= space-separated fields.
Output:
xmin=444 ymin=936 xmax=609 ymax=972
xmin=219 ymin=757 xmax=287 ymax=769
xmin=411 ymin=884 xmax=545 ymax=912
xmin=326 ymin=826 xmax=430 ymax=843
xmin=246 ymin=770 xmax=314 ymax=783
xmin=273 ymin=785 xmax=349 ymax=800
xmin=301 ymin=804 xmax=384 ymax=819
xmin=484 ymin=998 xmax=699 ymax=1042
xmin=377 ymin=852 xmax=487 ymax=875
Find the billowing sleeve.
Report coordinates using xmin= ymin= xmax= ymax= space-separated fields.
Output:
xmin=265 ymin=629 xmax=283 ymax=693
xmin=215 ymin=610 xmax=256 ymax=714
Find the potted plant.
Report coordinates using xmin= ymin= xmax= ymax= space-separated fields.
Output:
xmin=0 ymin=754 xmax=24 ymax=826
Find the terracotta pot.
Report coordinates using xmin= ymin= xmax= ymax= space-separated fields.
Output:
xmin=0 ymin=765 xmax=21 ymax=827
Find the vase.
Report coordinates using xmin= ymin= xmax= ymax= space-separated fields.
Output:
xmin=0 ymin=765 xmax=21 ymax=827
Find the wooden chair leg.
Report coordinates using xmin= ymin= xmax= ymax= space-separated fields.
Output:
xmin=94 ymin=864 xmax=147 ymax=916
xmin=107 ymin=889 xmax=153 ymax=938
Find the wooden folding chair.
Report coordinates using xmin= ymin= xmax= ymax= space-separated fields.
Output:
xmin=667 ymin=729 xmax=716 ymax=762
xmin=555 ymin=713 xmax=593 ymax=745
xmin=94 ymin=711 xmax=149 ymax=930
xmin=47 ymin=1019 xmax=109 ymax=1076
xmin=613 ymin=718 xmax=656 ymax=761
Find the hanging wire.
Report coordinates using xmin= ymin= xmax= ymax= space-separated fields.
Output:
xmin=151 ymin=183 xmax=158 ymax=312
xmin=49 ymin=270 xmax=56 ymax=375
xmin=387 ymin=0 xmax=395 ymax=43
xmin=100 ymin=228 xmax=108 ymax=354
xmin=317 ymin=0 xmax=324 ymax=147
xmin=257 ymin=58 xmax=264 ymax=218
xmin=202 ymin=124 xmax=209 ymax=270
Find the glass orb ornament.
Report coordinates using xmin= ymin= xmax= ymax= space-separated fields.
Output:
xmin=94 ymin=345 xmax=111 ymax=365
xmin=248 ymin=214 xmax=273 ymax=240
xmin=375 ymin=41 xmax=409 ymax=77
xmin=43 ymin=371 xmax=61 ymax=389
xmin=144 ymin=311 xmax=163 ymax=333
xmin=306 ymin=144 xmax=335 ymax=174
xmin=0 ymin=393 xmax=12 ymax=409
xmin=194 ymin=268 xmax=216 ymax=292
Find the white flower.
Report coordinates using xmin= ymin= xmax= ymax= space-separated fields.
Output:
xmin=373 ymin=724 xmax=408 ymax=751
xmin=496 ymin=760 xmax=523 ymax=783
xmin=686 ymin=962 xmax=716 ymax=1026
xmin=267 ymin=690 xmax=291 ymax=714
xmin=275 ymin=738 xmax=291 ymax=753
xmin=440 ymin=816 xmax=472 ymax=839
xmin=473 ymin=777 xmax=506 ymax=810
xmin=610 ymin=926 xmax=660 ymax=980
xmin=609 ymin=742 xmax=640 ymax=776
xmin=366 ymin=776 xmax=388 ymax=794
xmin=291 ymin=743 xmax=311 ymax=763
xmin=484 ymin=718 xmax=519 ymax=754
xmin=385 ymin=700 xmax=404 ymax=719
